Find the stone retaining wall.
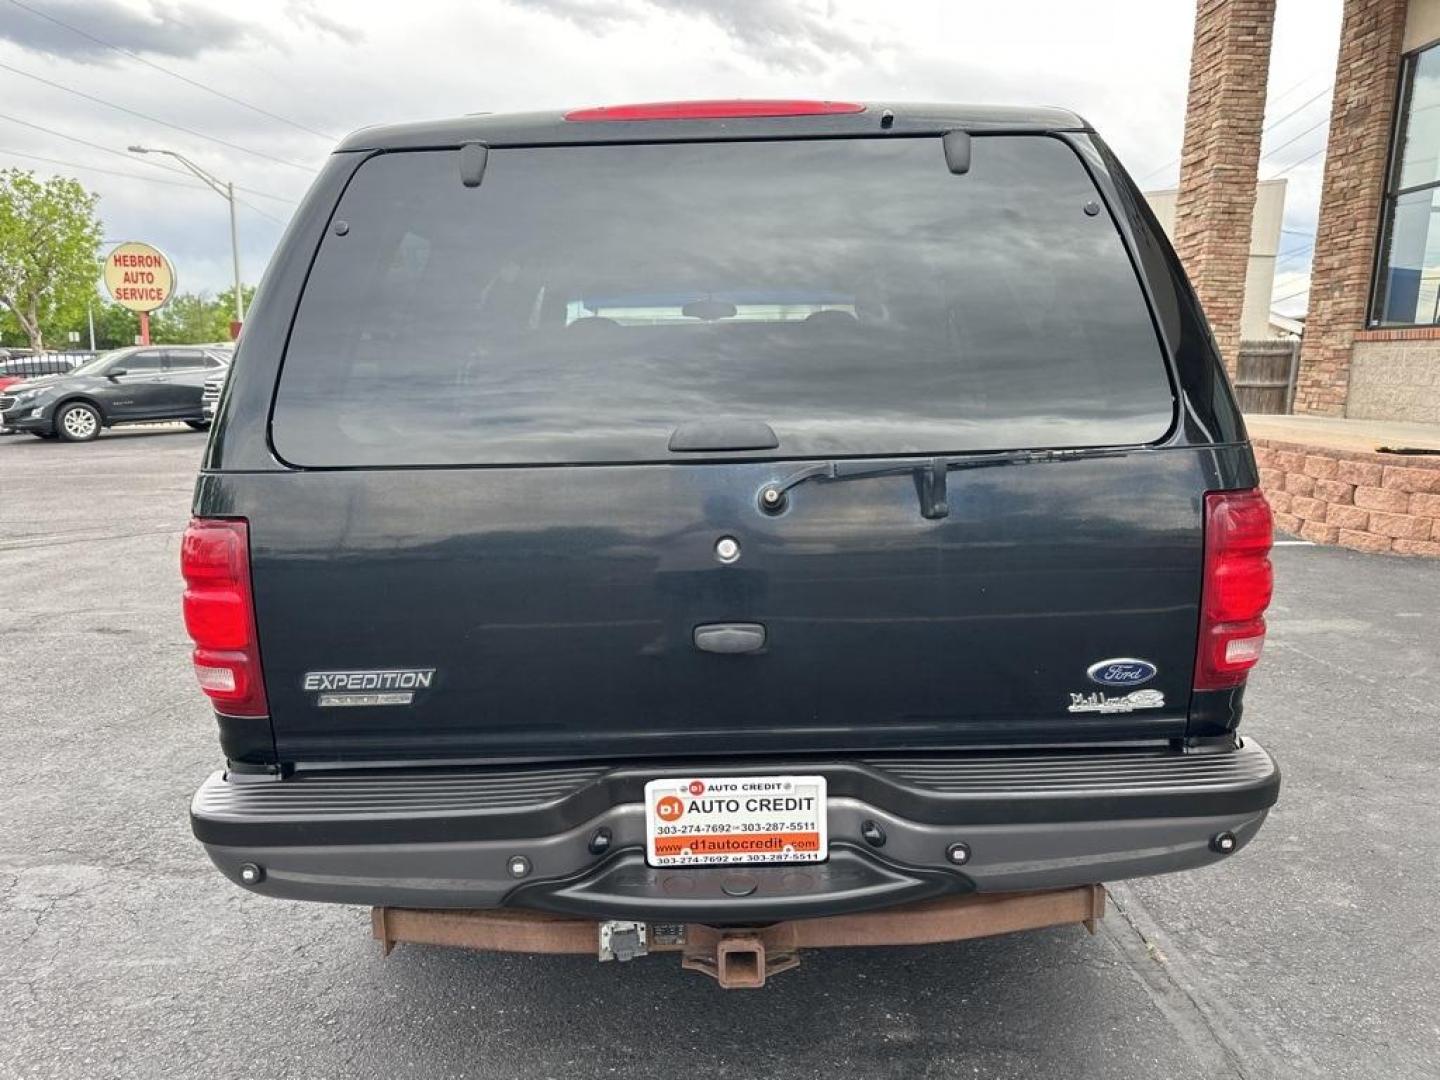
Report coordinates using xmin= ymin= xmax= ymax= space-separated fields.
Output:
xmin=1254 ymin=438 xmax=1440 ymax=556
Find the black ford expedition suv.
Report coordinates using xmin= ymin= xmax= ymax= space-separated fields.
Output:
xmin=187 ymin=100 xmax=1279 ymax=926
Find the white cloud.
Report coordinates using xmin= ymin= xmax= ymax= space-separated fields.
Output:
xmin=0 ymin=0 xmax=263 ymax=61
xmin=0 ymin=0 xmax=1344 ymax=309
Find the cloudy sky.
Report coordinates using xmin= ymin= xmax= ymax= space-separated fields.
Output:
xmin=0 ymin=0 xmax=1342 ymax=317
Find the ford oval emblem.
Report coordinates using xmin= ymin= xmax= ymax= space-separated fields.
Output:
xmin=1086 ymin=658 xmax=1158 ymax=687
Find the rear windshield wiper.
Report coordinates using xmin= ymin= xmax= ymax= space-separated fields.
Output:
xmin=758 ymin=448 xmax=1124 ymax=520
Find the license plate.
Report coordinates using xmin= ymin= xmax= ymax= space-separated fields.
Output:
xmin=644 ymin=775 xmax=827 ymax=867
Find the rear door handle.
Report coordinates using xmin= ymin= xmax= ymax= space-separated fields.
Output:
xmin=693 ymin=623 xmax=767 ymax=654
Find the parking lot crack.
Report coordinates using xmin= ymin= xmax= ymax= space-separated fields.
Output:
xmin=0 ymin=525 xmax=183 ymax=553
xmin=1094 ymin=887 xmax=1313 ymax=1080
xmin=1104 ymin=882 xmax=1301 ymax=1079
xmin=14 ymin=884 xmax=86 ymax=950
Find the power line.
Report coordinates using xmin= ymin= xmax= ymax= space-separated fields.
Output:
xmin=1268 ymin=143 xmax=1327 ymax=180
xmin=150 ymin=5 xmax=324 ymax=117
xmin=1 ymin=145 xmax=299 ymax=225
xmin=1272 ymin=285 xmax=1311 ymax=304
xmin=234 ymin=194 xmax=288 ymax=227
xmin=0 ymin=111 xmax=298 ymax=203
xmin=1259 ymin=113 xmax=1331 ymax=164
xmin=3 ymin=0 xmax=337 ymax=142
xmin=1260 ymin=87 xmax=1333 ymax=141
xmin=0 ymin=59 xmax=316 ymax=172
xmin=1265 ymin=72 xmax=1332 ymax=116
xmin=1136 ymin=82 xmax=1334 ymax=187
xmin=0 ymin=145 xmax=222 ymax=190
xmin=1275 ymin=239 xmax=1316 ymax=262
xmin=0 ymin=108 xmax=188 ymax=174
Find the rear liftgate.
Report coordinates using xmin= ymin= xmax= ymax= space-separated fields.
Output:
xmin=371 ymin=886 xmax=1106 ymax=990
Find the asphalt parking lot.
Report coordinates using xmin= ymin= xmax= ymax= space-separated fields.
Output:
xmin=2 ymin=427 xmax=1438 ymax=1080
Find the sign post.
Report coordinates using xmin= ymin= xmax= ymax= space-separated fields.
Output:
xmin=102 ymin=241 xmax=175 ymax=344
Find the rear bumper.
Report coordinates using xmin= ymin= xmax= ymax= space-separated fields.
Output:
xmin=191 ymin=739 xmax=1279 ymax=921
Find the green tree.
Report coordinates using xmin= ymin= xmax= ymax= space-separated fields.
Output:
xmin=148 ymin=284 xmax=255 ymax=343
xmin=0 ymin=305 xmax=20 ymax=347
xmin=0 ymin=170 xmax=103 ymax=351
xmin=216 ymin=284 xmax=256 ymax=334
xmin=89 ymin=301 xmax=139 ymax=349
xmin=46 ymin=286 xmax=105 ymax=348
xmin=150 ymin=291 xmax=222 ymax=343
xmin=10 ymin=296 xmax=142 ymax=351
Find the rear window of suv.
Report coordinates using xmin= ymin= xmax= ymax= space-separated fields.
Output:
xmin=273 ymin=136 xmax=1174 ymax=467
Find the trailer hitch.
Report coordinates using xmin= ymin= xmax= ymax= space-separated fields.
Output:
xmin=679 ymin=926 xmax=800 ymax=989
xmin=372 ymin=886 xmax=1107 ymax=990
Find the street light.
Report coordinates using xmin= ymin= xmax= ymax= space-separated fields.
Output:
xmin=128 ymin=145 xmax=245 ymax=329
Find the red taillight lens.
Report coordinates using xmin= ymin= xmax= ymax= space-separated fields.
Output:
xmin=1195 ymin=489 xmax=1274 ymax=690
xmin=564 ymin=99 xmax=865 ymax=122
xmin=181 ymin=518 xmax=268 ymax=716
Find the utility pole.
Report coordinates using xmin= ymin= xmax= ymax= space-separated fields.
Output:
xmin=227 ymin=181 xmax=242 ymax=326
xmin=127 ymin=146 xmax=247 ymax=333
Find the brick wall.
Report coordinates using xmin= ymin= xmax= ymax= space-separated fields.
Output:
xmin=1174 ymin=0 xmax=1277 ymax=378
xmin=1255 ymin=439 xmax=1440 ymax=555
xmin=1294 ymin=0 xmax=1408 ymax=416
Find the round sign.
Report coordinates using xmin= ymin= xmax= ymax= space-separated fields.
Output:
xmin=103 ymin=241 xmax=175 ymax=313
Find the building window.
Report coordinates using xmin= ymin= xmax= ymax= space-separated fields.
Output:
xmin=1374 ymin=44 xmax=1440 ymax=326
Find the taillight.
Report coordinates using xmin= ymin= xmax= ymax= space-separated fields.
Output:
xmin=181 ymin=517 xmax=268 ymax=716
xmin=564 ymin=99 xmax=865 ymax=122
xmin=1195 ymin=489 xmax=1274 ymax=690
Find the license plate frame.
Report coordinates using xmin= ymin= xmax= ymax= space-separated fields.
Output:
xmin=643 ymin=775 xmax=828 ymax=868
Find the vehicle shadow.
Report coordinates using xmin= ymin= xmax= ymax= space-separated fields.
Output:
xmin=0 ymin=425 xmax=204 ymax=447
xmin=99 ymin=425 xmax=208 ymax=440
xmin=353 ymin=925 xmax=1168 ymax=1078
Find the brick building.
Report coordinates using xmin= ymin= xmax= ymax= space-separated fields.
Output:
xmin=1177 ymin=0 xmax=1440 ymax=556
xmin=1179 ymin=0 xmax=1440 ymax=424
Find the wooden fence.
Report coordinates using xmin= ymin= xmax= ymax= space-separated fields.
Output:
xmin=1234 ymin=339 xmax=1299 ymax=415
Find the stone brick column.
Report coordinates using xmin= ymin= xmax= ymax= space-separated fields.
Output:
xmin=1174 ymin=0 xmax=1277 ymax=378
xmin=1294 ymin=0 xmax=1408 ymax=416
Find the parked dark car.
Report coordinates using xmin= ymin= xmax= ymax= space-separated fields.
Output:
xmin=186 ymin=102 xmax=1279 ymax=954
xmin=0 ymin=345 xmax=230 ymax=441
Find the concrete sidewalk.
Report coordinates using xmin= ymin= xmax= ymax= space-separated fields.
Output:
xmin=1246 ymin=413 xmax=1440 ymax=455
